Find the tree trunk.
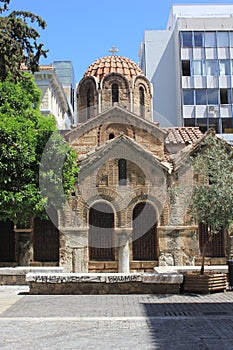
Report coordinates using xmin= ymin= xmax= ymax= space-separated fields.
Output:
xmin=200 ymin=233 xmax=212 ymax=275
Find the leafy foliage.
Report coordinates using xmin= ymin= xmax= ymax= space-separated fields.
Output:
xmin=189 ymin=135 xmax=233 ymax=233
xmin=0 ymin=75 xmax=78 ymax=224
xmin=0 ymin=0 xmax=48 ymax=82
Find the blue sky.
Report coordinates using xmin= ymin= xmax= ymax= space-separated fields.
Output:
xmin=9 ymin=0 xmax=233 ymax=82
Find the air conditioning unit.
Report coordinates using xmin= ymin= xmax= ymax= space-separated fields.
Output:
xmin=208 ymin=105 xmax=218 ymax=114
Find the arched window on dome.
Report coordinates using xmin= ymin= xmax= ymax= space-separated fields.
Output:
xmin=139 ymin=86 xmax=145 ymax=118
xmin=112 ymin=83 xmax=119 ymax=105
xmin=86 ymin=88 xmax=92 ymax=119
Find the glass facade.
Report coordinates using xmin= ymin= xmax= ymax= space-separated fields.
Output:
xmin=53 ymin=61 xmax=76 ymax=111
xmin=180 ymin=31 xmax=233 ymax=134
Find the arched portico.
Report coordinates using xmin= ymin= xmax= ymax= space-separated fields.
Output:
xmin=89 ymin=201 xmax=115 ymax=261
xmin=132 ymin=201 xmax=158 ymax=261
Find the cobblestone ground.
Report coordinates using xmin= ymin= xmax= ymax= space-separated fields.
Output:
xmin=0 ymin=286 xmax=233 ymax=349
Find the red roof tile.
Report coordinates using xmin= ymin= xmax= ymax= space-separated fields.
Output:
xmin=84 ymin=55 xmax=143 ymax=81
xmin=164 ymin=127 xmax=203 ymax=144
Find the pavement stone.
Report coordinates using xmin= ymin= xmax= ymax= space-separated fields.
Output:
xmin=0 ymin=286 xmax=233 ymax=349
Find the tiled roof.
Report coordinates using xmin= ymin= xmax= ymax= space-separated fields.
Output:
xmin=84 ymin=56 xmax=144 ymax=81
xmin=164 ymin=127 xmax=203 ymax=144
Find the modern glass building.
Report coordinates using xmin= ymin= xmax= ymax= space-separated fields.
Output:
xmin=53 ymin=61 xmax=76 ymax=119
xmin=139 ymin=4 xmax=233 ymax=136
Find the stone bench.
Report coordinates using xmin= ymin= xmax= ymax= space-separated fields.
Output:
xmin=26 ymin=272 xmax=184 ymax=295
xmin=154 ymin=265 xmax=228 ymax=274
xmin=0 ymin=267 xmax=64 ymax=285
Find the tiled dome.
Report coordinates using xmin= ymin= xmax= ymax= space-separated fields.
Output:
xmin=84 ymin=56 xmax=144 ymax=81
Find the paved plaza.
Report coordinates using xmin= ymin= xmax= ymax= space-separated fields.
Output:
xmin=0 ymin=286 xmax=233 ymax=349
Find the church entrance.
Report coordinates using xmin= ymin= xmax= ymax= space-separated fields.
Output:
xmin=0 ymin=220 xmax=15 ymax=262
xmin=89 ymin=202 xmax=115 ymax=261
xmin=132 ymin=202 xmax=158 ymax=260
xmin=34 ymin=212 xmax=59 ymax=263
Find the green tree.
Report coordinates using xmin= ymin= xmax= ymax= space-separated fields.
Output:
xmin=0 ymin=75 xmax=78 ymax=225
xmin=189 ymin=133 xmax=233 ymax=274
xmin=0 ymin=0 xmax=48 ymax=82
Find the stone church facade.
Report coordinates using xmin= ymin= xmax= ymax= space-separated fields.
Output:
xmin=58 ymin=55 xmax=229 ymax=273
xmin=0 ymin=55 xmax=230 ymax=270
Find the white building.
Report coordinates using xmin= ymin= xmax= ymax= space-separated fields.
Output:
xmin=139 ymin=4 xmax=233 ymax=137
xmin=33 ymin=65 xmax=75 ymax=130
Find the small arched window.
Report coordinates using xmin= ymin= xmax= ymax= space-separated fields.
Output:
xmin=109 ymin=133 xmax=115 ymax=140
xmin=112 ymin=83 xmax=119 ymax=104
xmin=118 ymin=159 xmax=127 ymax=186
xmin=139 ymin=86 xmax=145 ymax=117
xmin=86 ymin=88 xmax=91 ymax=119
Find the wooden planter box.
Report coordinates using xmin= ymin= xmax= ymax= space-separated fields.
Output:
xmin=182 ymin=273 xmax=227 ymax=293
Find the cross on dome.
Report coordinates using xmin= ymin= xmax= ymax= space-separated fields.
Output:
xmin=108 ymin=45 xmax=119 ymax=56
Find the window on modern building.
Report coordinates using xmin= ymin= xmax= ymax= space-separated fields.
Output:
xmin=181 ymin=31 xmax=192 ymax=47
xmin=192 ymin=60 xmax=203 ymax=75
xmin=109 ymin=133 xmax=115 ymax=140
xmin=204 ymin=32 xmax=216 ymax=47
xmin=222 ymin=118 xmax=233 ymax=133
xmin=219 ymin=60 xmax=230 ymax=75
xmin=118 ymin=159 xmax=127 ymax=186
xmin=193 ymin=31 xmax=203 ymax=47
xmin=207 ymin=89 xmax=218 ymax=104
xmin=112 ymin=83 xmax=119 ymax=104
xmin=184 ymin=118 xmax=195 ymax=127
xmin=195 ymin=89 xmax=207 ymax=105
xmin=217 ymin=32 xmax=229 ymax=47
xmin=196 ymin=118 xmax=207 ymax=133
xmin=139 ymin=86 xmax=145 ymax=117
xmin=230 ymin=32 xmax=233 ymax=47
xmin=220 ymin=89 xmax=229 ymax=104
xmin=182 ymin=60 xmax=190 ymax=76
xmin=205 ymin=60 xmax=218 ymax=76
xmin=183 ymin=89 xmax=194 ymax=105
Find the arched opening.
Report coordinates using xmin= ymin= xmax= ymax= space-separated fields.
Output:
xmin=0 ymin=220 xmax=15 ymax=262
xmin=34 ymin=209 xmax=59 ymax=263
xmin=132 ymin=202 xmax=158 ymax=260
xmin=89 ymin=202 xmax=114 ymax=261
xmin=109 ymin=133 xmax=115 ymax=140
xmin=139 ymin=86 xmax=145 ymax=117
xmin=118 ymin=159 xmax=127 ymax=186
xmin=86 ymin=88 xmax=91 ymax=119
xmin=112 ymin=83 xmax=119 ymax=104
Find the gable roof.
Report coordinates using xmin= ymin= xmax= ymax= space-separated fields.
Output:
xmin=79 ymin=133 xmax=172 ymax=173
xmin=65 ymin=105 xmax=167 ymax=144
xmin=170 ymin=128 xmax=232 ymax=170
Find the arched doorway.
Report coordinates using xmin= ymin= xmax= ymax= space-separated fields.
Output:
xmin=0 ymin=220 xmax=15 ymax=262
xmin=34 ymin=210 xmax=59 ymax=263
xmin=89 ymin=202 xmax=114 ymax=261
xmin=132 ymin=202 xmax=158 ymax=260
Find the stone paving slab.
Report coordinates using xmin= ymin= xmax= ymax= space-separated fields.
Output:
xmin=0 ymin=287 xmax=233 ymax=349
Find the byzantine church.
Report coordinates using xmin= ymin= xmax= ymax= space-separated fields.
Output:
xmin=58 ymin=52 xmax=227 ymax=273
xmin=0 ymin=52 xmax=230 ymax=272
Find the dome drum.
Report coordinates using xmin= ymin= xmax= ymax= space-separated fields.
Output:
xmin=77 ymin=55 xmax=153 ymax=121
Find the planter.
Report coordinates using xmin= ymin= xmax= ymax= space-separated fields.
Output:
xmin=182 ymin=273 xmax=227 ymax=293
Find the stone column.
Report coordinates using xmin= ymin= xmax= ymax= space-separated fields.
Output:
xmin=16 ymin=230 xmax=33 ymax=266
xmin=59 ymin=228 xmax=88 ymax=272
xmin=118 ymin=230 xmax=130 ymax=273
